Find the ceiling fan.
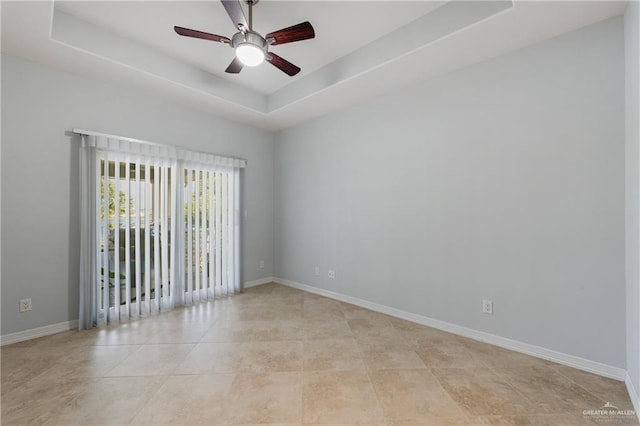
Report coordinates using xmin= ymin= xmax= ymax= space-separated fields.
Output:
xmin=174 ymin=0 xmax=315 ymax=76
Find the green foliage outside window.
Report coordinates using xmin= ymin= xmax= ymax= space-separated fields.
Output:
xmin=100 ymin=177 xmax=135 ymax=226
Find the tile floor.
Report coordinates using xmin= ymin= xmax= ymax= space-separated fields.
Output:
xmin=1 ymin=282 xmax=637 ymax=425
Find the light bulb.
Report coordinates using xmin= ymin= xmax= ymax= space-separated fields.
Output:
xmin=235 ymin=43 xmax=265 ymax=67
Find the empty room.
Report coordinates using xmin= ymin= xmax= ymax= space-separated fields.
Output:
xmin=2 ymin=0 xmax=640 ymax=424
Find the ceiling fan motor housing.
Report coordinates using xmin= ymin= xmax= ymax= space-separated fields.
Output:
xmin=231 ymin=31 xmax=268 ymax=66
xmin=231 ymin=31 xmax=267 ymax=53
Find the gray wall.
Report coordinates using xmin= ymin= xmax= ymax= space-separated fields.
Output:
xmin=274 ymin=17 xmax=626 ymax=368
xmin=625 ymin=0 xmax=640 ymax=399
xmin=1 ymin=55 xmax=275 ymax=335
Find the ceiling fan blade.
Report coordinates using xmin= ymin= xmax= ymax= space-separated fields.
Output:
xmin=174 ymin=26 xmax=230 ymax=44
xmin=225 ymin=57 xmax=243 ymax=74
xmin=221 ymin=0 xmax=248 ymax=31
xmin=266 ymin=21 xmax=315 ymax=46
xmin=266 ymin=53 xmax=301 ymax=76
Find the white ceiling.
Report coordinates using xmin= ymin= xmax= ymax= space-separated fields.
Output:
xmin=1 ymin=1 xmax=628 ymax=130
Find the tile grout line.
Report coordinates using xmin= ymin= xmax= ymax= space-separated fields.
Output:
xmin=125 ymin=374 xmax=172 ymax=425
xmin=549 ymin=364 xmax=616 ymax=408
xmin=345 ymin=311 xmax=390 ymax=425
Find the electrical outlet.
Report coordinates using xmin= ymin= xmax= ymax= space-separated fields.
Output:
xmin=259 ymin=260 xmax=265 ymax=269
xmin=314 ymin=266 xmax=320 ymax=276
xmin=20 ymin=298 xmax=32 ymax=313
xmin=328 ymin=270 xmax=336 ymax=279
xmin=482 ymin=300 xmax=493 ymax=315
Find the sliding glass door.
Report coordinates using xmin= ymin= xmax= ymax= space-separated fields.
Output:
xmin=79 ymin=132 xmax=244 ymax=328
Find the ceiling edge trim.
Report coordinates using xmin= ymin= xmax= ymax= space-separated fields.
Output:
xmin=266 ymin=0 xmax=514 ymax=115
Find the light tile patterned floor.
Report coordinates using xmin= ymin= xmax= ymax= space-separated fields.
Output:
xmin=1 ymin=282 xmax=637 ymax=425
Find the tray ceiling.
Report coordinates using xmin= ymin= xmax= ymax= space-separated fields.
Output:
xmin=1 ymin=1 xmax=627 ymax=130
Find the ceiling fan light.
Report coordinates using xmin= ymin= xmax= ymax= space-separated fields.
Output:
xmin=236 ymin=43 xmax=265 ymax=67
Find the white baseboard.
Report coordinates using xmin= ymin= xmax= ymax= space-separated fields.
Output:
xmin=1 ymin=320 xmax=78 ymax=346
xmin=274 ymin=277 xmax=627 ymax=381
xmin=243 ymin=277 xmax=274 ymax=289
xmin=626 ymin=373 xmax=640 ymax=421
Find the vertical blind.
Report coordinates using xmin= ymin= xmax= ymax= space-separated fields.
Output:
xmin=78 ymin=131 xmax=245 ymax=328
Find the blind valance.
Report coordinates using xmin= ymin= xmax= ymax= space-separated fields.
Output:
xmin=74 ymin=128 xmax=247 ymax=168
